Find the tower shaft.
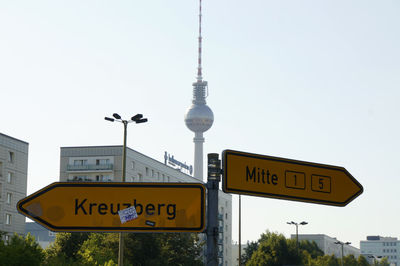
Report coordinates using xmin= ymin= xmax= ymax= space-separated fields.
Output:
xmin=193 ymin=132 xmax=205 ymax=180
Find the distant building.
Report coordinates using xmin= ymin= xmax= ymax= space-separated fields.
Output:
xmin=25 ymin=222 xmax=56 ymax=249
xmin=0 ymin=133 xmax=29 ymax=241
xmin=231 ymin=242 xmax=248 ymax=266
xmin=59 ymin=145 xmax=232 ymax=265
xmin=360 ymin=235 xmax=399 ymax=266
xmin=293 ymin=234 xmax=360 ymax=258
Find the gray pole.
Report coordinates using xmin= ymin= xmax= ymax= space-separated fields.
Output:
xmin=296 ymin=223 xmax=299 ymax=255
xmin=118 ymin=121 xmax=128 ymax=266
xmin=238 ymin=195 xmax=241 ymax=266
xmin=206 ymin=153 xmax=221 ymax=266
xmin=341 ymin=244 xmax=344 ymax=266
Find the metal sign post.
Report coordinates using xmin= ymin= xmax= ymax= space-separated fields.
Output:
xmin=206 ymin=153 xmax=221 ymax=266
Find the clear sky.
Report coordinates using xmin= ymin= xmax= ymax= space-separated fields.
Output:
xmin=1 ymin=0 xmax=399 ymax=248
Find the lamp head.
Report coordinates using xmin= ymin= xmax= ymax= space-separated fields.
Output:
xmin=113 ymin=113 xmax=121 ymax=119
xmin=131 ymin=114 xmax=143 ymax=122
xmin=105 ymin=117 xmax=115 ymax=122
xmin=135 ymin=118 xmax=148 ymax=124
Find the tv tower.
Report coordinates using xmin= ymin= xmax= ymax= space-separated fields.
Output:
xmin=185 ymin=0 xmax=214 ymax=182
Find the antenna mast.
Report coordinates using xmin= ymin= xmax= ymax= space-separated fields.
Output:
xmin=197 ymin=0 xmax=203 ymax=82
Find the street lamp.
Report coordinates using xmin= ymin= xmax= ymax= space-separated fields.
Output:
xmin=287 ymin=221 xmax=308 ymax=254
xmin=368 ymin=255 xmax=383 ymax=264
xmin=105 ymin=112 xmax=148 ymax=266
xmin=334 ymin=241 xmax=351 ymax=266
xmin=104 ymin=113 xmax=148 ymax=182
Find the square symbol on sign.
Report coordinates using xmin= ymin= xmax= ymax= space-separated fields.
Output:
xmin=285 ymin=171 xmax=306 ymax=190
xmin=311 ymin=174 xmax=331 ymax=193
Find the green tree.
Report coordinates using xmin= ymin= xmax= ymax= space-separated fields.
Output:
xmin=373 ymin=257 xmax=390 ymax=266
xmin=247 ymin=231 xmax=301 ymax=266
xmin=357 ymin=255 xmax=370 ymax=266
xmin=159 ymin=233 xmax=203 ymax=266
xmin=342 ymin=254 xmax=358 ymax=266
xmin=123 ymin=232 xmax=203 ymax=266
xmin=299 ymin=240 xmax=324 ymax=259
xmin=0 ymin=233 xmax=44 ymax=266
xmin=43 ymin=232 xmax=90 ymax=265
xmin=78 ymin=233 xmax=118 ymax=265
xmin=240 ymin=240 xmax=259 ymax=265
xmin=311 ymin=254 xmax=340 ymax=266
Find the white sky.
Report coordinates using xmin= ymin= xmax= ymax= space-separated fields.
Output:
xmin=1 ymin=1 xmax=399 ymax=248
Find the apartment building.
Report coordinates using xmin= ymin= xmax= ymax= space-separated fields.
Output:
xmin=361 ymin=236 xmax=399 ymax=265
xmin=0 ymin=133 xmax=29 ymax=241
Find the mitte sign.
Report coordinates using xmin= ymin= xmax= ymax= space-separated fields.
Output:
xmin=222 ymin=149 xmax=363 ymax=206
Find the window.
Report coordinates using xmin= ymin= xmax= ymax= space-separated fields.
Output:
xmin=152 ymin=170 xmax=154 ymax=177
xmin=131 ymin=161 xmax=135 ymax=170
xmin=73 ymin=159 xmax=87 ymax=166
xmin=96 ymin=159 xmax=109 ymax=165
xmin=0 ymin=162 xmax=3 ymax=177
xmin=73 ymin=175 xmax=87 ymax=181
xmin=8 ymin=152 xmax=14 ymax=163
xmin=138 ymin=173 xmax=143 ymax=182
xmin=145 ymin=167 xmax=149 ymax=177
xmin=4 ymin=235 xmax=10 ymax=242
xmin=6 ymin=193 xmax=11 ymax=204
xmin=7 ymin=172 xmax=13 ymax=184
xmin=6 ymin=214 xmax=11 ymax=225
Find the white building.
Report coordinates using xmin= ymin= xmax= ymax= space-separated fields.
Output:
xmin=360 ymin=236 xmax=399 ymax=266
xmin=294 ymin=234 xmax=360 ymax=258
xmin=0 ymin=133 xmax=29 ymax=241
xmin=59 ymin=145 xmax=232 ymax=265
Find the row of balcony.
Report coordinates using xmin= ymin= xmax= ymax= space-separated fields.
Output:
xmin=66 ymin=164 xmax=113 ymax=172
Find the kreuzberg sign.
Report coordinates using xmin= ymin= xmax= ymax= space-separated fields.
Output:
xmin=17 ymin=182 xmax=205 ymax=232
xmin=222 ymin=150 xmax=363 ymax=206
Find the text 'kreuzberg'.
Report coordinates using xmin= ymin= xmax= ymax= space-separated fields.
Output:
xmin=74 ymin=199 xmax=176 ymax=220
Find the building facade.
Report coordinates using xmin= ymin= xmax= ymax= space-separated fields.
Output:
xmin=294 ymin=234 xmax=360 ymax=258
xmin=25 ymin=222 xmax=56 ymax=249
xmin=0 ymin=133 xmax=29 ymax=241
xmin=360 ymin=236 xmax=399 ymax=265
xmin=59 ymin=145 xmax=232 ymax=265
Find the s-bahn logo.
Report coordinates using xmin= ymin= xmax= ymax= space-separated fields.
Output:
xmin=164 ymin=152 xmax=193 ymax=175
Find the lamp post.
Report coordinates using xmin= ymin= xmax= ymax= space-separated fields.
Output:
xmin=287 ymin=221 xmax=308 ymax=255
xmin=105 ymin=113 xmax=148 ymax=266
xmin=334 ymin=241 xmax=351 ymax=266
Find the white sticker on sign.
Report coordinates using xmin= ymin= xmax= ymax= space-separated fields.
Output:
xmin=118 ymin=206 xmax=138 ymax=224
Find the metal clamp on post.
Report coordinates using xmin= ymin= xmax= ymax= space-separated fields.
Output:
xmin=207 ymin=153 xmax=221 ymax=181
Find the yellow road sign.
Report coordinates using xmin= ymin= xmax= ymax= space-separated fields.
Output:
xmin=17 ymin=182 xmax=205 ymax=232
xmin=222 ymin=150 xmax=363 ymax=206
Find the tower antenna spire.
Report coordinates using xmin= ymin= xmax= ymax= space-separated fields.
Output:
xmin=185 ymin=0 xmax=214 ymax=181
xmin=197 ymin=0 xmax=203 ymax=81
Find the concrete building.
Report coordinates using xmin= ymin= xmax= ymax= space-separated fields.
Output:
xmin=360 ymin=236 xmax=399 ymax=266
xmin=59 ymin=145 xmax=232 ymax=265
xmin=293 ymin=234 xmax=360 ymax=258
xmin=0 ymin=133 xmax=29 ymax=241
xmin=25 ymin=222 xmax=56 ymax=249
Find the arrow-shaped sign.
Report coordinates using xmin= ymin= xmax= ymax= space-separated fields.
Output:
xmin=17 ymin=182 xmax=205 ymax=232
xmin=222 ymin=150 xmax=363 ymax=206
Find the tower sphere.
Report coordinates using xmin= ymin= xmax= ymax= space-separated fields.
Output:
xmin=185 ymin=103 xmax=214 ymax=133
